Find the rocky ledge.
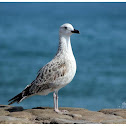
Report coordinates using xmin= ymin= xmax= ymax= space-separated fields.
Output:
xmin=0 ymin=104 xmax=126 ymax=124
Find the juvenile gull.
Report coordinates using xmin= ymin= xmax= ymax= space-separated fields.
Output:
xmin=8 ymin=23 xmax=80 ymax=113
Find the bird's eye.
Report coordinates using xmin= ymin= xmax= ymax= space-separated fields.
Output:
xmin=64 ymin=27 xmax=67 ymax=29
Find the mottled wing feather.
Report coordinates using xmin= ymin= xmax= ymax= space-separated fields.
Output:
xmin=27 ymin=59 xmax=67 ymax=95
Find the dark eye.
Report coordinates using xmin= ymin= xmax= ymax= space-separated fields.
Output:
xmin=64 ymin=27 xmax=67 ymax=29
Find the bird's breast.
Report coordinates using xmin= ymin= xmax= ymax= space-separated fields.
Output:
xmin=66 ymin=53 xmax=76 ymax=82
xmin=58 ymin=52 xmax=76 ymax=86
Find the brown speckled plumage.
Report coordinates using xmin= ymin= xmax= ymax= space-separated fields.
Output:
xmin=8 ymin=23 xmax=78 ymax=113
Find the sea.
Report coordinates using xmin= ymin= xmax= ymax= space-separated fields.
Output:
xmin=0 ymin=2 xmax=126 ymax=111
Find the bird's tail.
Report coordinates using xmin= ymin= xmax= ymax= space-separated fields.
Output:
xmin=8 ymin=84 xmax=32 ymax=105
xmin=8 ymin=80 xmax=37 ymax=105
xmin=8 ymin=92 xmax=26 ymax=105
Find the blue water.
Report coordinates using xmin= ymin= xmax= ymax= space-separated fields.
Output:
xmin=0 ymin=3 xmax=126 ymax=111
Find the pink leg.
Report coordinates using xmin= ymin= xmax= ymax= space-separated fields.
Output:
xmin=53 ymin=92 xmax=56 ymax=111
xmin=53 ymin=91 xmax=60 ymax=113
xmin=56 ymin=91 xmax=58 ymax=110
xmin=54 ymin=91 xmax=69 ymax=114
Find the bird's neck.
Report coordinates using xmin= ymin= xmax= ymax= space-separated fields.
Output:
xmin=57 ymin=34 xmax=73 ymax=55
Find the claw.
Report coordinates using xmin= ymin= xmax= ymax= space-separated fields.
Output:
xmin=54 ymin=109 xmax=69 ymax=114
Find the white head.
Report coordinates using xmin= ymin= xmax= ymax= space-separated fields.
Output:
xmin=59 ymin=23 xmax=80 ymax=36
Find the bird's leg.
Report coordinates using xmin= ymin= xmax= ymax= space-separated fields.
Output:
xmin=54 ymin=91 xmax=69 ymax=114
xmin=53 ymin=91 xmax=60 ymax=113
xmin=56 ymin=90 xmax=59 ymax=111
xmin=53 ymin=92 xmax=56 ymax=111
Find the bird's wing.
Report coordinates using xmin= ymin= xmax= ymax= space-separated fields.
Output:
xmin=8 ymin=59 xmax=68 ymax=105
xmin=25 ymin=59 xmax=68 ymax=95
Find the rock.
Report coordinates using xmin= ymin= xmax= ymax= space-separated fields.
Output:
xmin=0 ymin=116 xmax=32 ymax=124
xmin=0 ymin=109 xmax=10 ymax=116
xmin=0 ymin=104 xmax=126 ymax=124
xmin=6 ymin=106 xmax=24 ymax=112
xmin=0 ymin=105 xmax=12 ymax=108
xmin=99 ymin=109 xmax=126 ymax=119
xmin=65 ymin=113 xmax=82 ymax=119
xmin=8 ymin=111 xmax=35 ymax=120
xmin=102 ymin=119 xmax=126 ymax=124
xmin=50 ymin=118 xmax=93 ymax=124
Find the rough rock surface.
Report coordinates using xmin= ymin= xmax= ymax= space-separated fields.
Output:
xmin=0 ymin=104 xmax=126 ymax=124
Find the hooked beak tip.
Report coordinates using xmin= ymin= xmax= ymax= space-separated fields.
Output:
xmin=71 ymin=29 xmax=80 ymax=34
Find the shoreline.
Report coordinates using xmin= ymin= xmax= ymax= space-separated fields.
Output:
xmin=0 ymin=104 xmax=126 ymax=124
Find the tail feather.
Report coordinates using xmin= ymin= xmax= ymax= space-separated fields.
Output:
xmin=8 ymin=92 xmax=24 ymax=105
xmin=8 ymin=83 xmax=34 ymax=105
xmin=8 ymin=93 xmax=22 ymax=102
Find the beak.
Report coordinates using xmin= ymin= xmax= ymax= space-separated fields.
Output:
xmin=71 ymin=29 xmax=80 ymax=34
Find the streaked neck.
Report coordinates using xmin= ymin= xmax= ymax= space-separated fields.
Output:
xmin=57 ymin=34 xmax=73 ymax=54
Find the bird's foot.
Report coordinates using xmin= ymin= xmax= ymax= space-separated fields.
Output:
xmin=54 ymin=109 xmax=69 ymax=114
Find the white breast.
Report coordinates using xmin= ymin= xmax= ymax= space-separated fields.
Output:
xmin=52 ymin=34 xmax=77 ymax=90
xmin=56 ymin=43 xmax=76 ymax=89
xmin=65 ymin=51 xmax=76 ymax=84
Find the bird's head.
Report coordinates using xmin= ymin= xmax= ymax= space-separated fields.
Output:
xmin=59 ymin=23 xmax=80 ymax=36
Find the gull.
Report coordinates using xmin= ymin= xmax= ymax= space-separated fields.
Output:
xmin=8 ymin=23 xmax=80 ymax=113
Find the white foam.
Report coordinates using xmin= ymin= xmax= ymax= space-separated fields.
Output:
xmin=119 ymin=102 xmax=126 ymax=109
